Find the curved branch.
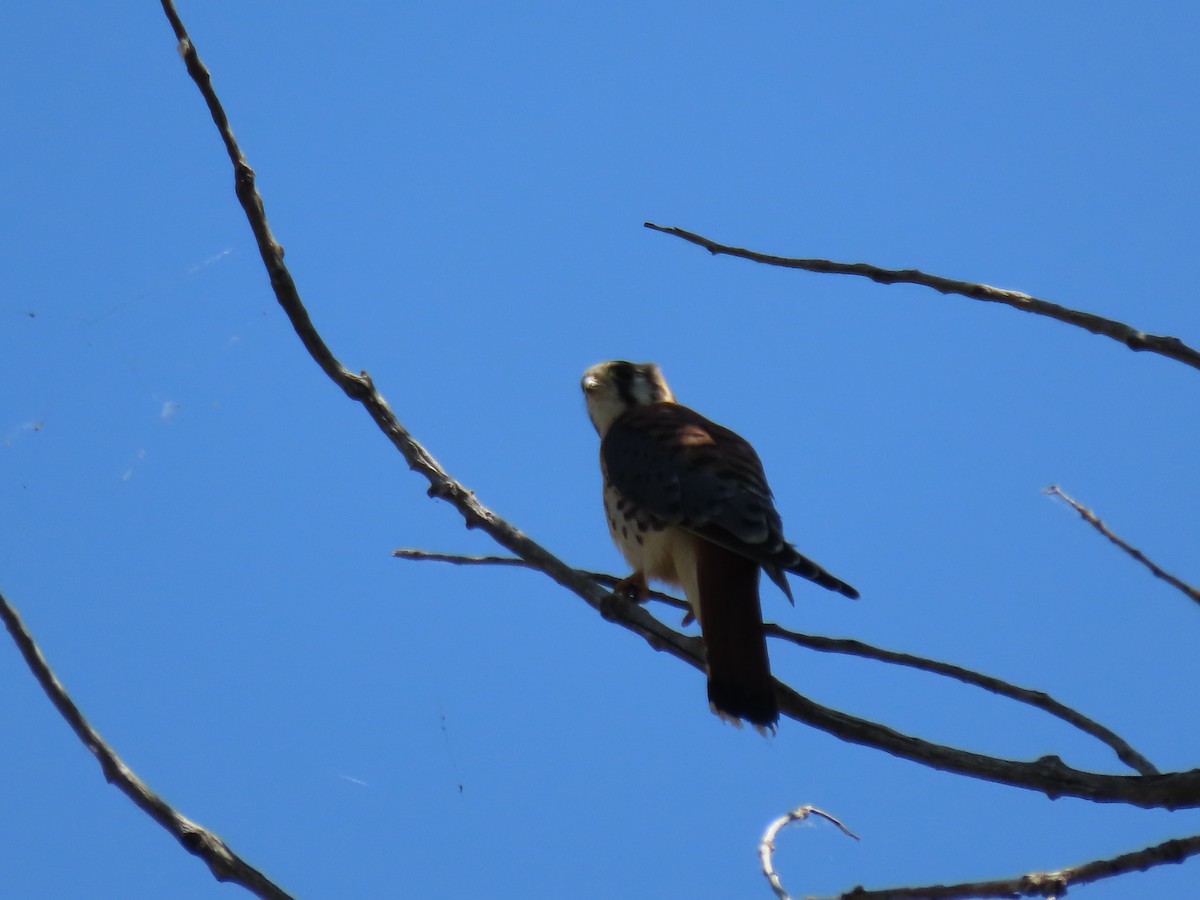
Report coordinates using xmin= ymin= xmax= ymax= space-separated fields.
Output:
xmin=387 ymin=559 xmax=1200 ymax=807
xmin=807 ymin=831 xmax=1200 ymax=900
xmin=162 ymin=1 xmax=1200 ymax=810
xmin=759 ymin=805 xmax=858 ymax=900
xmin=643 ymin=223 xmax=1200 ymax=373
xmin=778 ymin=683 xmax=1200 ymax=809
xmin=766 ymin=625 xmax=1159 ymax=776
xmin=1046 ymin=485 xmax=1200 ymax=607
xmin=0 ymin=591 xmax=294 ymax=900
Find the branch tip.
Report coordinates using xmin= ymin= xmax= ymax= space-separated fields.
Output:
xmin=1046 ymin=485 xmax=1200 ymax=606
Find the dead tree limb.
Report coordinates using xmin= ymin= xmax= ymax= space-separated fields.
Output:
xmin=799 ymin=830 xmax=1200 ymax=900
xmin=0 ymin=590 xmax=295 ymax=900
xmin=643 ymin=222 xmax=1200 ymax=373
xmin=1046 ymin=485 xmax=1200 ymax=607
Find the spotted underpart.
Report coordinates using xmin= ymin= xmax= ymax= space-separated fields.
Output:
xmin=602 ymin=469 xmax=671 ymax=578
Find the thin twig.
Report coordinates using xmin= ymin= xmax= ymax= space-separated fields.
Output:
xmin=766 ymin=625 xmax=1159 ymax=776
xmin=806 ymin=831 xmax=1200 ymax=899
xmin=644 ymin=223 xmax=1200 ymax=373
xmin=159 ymin=0 xmax=1200 ymax=810
xmin=759 ymin=805 xmax=858 ymax=900
xmin=1046 ymin=485 xmax=1200 ymax=607
xmin=0 ymin=591 xmax=294 ymax=900
xmin=396 ymin=550 xmax=1158 ymax=776
xmin=392 ymin=549 xmax=535 ymax=568
xmin=392 ymin=548 xmax=690 ymax=612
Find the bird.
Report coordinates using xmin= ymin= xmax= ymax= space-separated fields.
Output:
xmin=581 ymin=360 xmax=858 ymax=731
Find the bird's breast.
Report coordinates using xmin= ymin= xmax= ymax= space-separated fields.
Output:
xmin=602 ymin=484 xmax=693 ymax=588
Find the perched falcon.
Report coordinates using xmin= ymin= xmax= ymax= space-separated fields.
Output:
xmin=581 ymin=360 xmax=858 ymax=730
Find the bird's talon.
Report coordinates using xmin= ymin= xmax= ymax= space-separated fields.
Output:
xmin=613 ymin=572 xmax=648 ymax=602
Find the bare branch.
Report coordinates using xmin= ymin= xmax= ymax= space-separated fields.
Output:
xmin=0 ymin=590 xmax=294 ymax=900
xmin=643 ymin=223 xmax=1200 ymax=373
xmin=160 ymin=1 xmax=1200 ymax=809
xmin=759 ymin=805 xmax=858 ymax=900
xmin=392 ymin=548 xmax=691 ymax=612
xmin=396 ymin=551 xmax=1158 ymax=776
xmin=767 ymin=625 xmax=1159 ymax=777
xmin=1046 ymin=485 xmax=1200 ymax=607
xmin=392 ymin=556 xmax=1196 ymax=806
xmin=805 ymin=831 xmax=1200 ymax=900
xmin=393 ymin=549 xmax=539 ymax=568
xmin=778 ymin=681 xmax=1200 ymax=809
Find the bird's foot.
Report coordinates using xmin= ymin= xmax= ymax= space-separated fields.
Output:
xmin=600 ymin=571 xmax=649 ymax=622
xmin=613 ymin=571 xmax=649 ymax=602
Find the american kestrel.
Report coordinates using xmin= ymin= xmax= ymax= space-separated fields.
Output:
xmin=581 ymin=360 xmax=858 ymax=730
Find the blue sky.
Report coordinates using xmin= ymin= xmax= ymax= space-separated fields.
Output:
xmin=3 ymin=3 xmax=1199 ymax=898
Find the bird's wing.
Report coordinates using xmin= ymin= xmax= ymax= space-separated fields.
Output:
xmin=602 ymin=402 xmax=858 ymax=600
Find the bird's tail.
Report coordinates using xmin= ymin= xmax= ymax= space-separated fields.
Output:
xmin=766 ymin=546 xmax=859 ymax=601
xmin=695 ymin=541 xmax=778 ymax=731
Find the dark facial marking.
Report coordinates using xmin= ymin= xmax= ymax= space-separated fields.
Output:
xmin=610 ymin=361 xmax=640 ymax=407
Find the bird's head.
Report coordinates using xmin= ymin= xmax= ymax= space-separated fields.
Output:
xmin=581 ymin=360 xmax=675 ymax=437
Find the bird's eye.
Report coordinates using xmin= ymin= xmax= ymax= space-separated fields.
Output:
xmin=582 ymin=376 xmax=600 ymax=393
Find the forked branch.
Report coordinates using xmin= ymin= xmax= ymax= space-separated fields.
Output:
xmin=767 ymin=624 xmax=1158 ymax=777
xmin=395 ymin=549 xmax=1158 ymax=776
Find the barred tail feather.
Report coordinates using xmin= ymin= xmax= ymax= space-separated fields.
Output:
xmin=766 ymin=549 xmax=859 ymax=601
